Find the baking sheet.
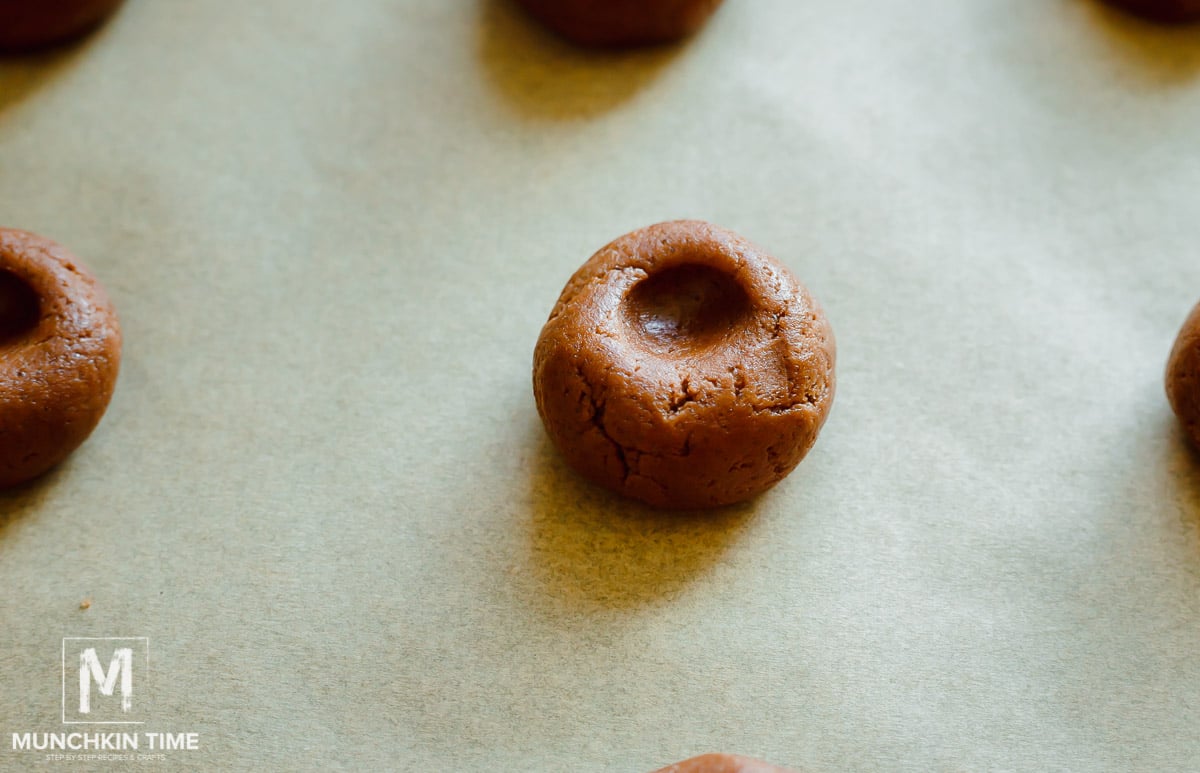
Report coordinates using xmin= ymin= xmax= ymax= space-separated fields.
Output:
xmin=2 ymin=0 xmax=1200 ymax=770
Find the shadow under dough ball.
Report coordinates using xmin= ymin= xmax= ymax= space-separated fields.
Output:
xmin=515 ymin=0 xmax=724 ymax=47
xmin=533 ymin=221 xmax=836 ymax=510
xmin=650 ymin=754 xmax=797 ymax=773
xmin=1167 ymin=301 xmax=1200 ymax=448
xmin=1102 ymin=0 xmax=1200 ymax=22
xmin=0 ymin=0 xmax=125 ymax=53
xmin=0 ymin=228 xmax=121 ymax=487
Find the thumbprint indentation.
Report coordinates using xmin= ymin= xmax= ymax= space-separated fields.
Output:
xmin=622 ymin=263 xmax=752 ymax=355
xmin=0 ymin=271 xmax=40 ymax=345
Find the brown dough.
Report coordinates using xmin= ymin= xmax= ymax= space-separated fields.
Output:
xmin=514 ymin=0 xmax=724 ymax=48
xmin=650 ymin=753 xmax=798 ymax=773
xmin=1167 ymin=300 xmax=1200 ymax=449
xmin=533 ymin=220 xmax=836 ymax=509
xmin=1101 ymin=0 xmax=1200 ymax=22
xmin=0 ymin=228 xmax=121 ymax=487
xmin=0 ymin=0 xmax=125 ymax=53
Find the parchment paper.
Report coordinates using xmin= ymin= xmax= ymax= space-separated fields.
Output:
xmin=2 ymin=1 xmax=1200 ymax=770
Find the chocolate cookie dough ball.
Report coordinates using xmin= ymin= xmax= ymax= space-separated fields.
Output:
xmin=0 ymin=0 xmax=125 ymax=53
xmin=1167 ymin=301 xmax=1200 ymax=448
xmin=650 ymin=753 xmax=797 ymax=773
xmin=1102 ymin=0 xmax=1200 ymax=22
xmin=0 ymin=228 xmax=121 ymax=487
xmin=533 ymin=221 xmax=835 ymax=509
xmin=515 ymin=0 xmax=724 ymax=47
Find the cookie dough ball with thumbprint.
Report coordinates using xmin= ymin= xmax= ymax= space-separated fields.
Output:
xmin=1167 ymin=300 xmax=1200 ymax=449
xmin=0 ymin=228 xmax=121 ymax=487
xmin=533 ymin=221 xmax=835 ymax=509
xmin=0 ymin=0 xmax=125 ymax=53
xmin=515 ymin=0 xmax=724 ymax=47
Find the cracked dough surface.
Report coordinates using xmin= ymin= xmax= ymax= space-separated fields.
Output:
xmin=514 ymin=0 xmax=724 ymax=47
xmin=533 ymin=220 xmax=835 ymax=509
xmin=0 ymin=228 xmax=121 ymax=487
xmin=1167 ymin=301 xmax=1200 ymax=449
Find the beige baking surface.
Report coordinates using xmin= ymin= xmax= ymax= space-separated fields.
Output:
xmin=2 ymin=0 xmax=1200 ymax=770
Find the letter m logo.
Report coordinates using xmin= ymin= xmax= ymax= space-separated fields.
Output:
xmin=80 ymin=647 xmax=132 ymax=714
xmin=62 ymin=638 xmax=149 ymax=724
